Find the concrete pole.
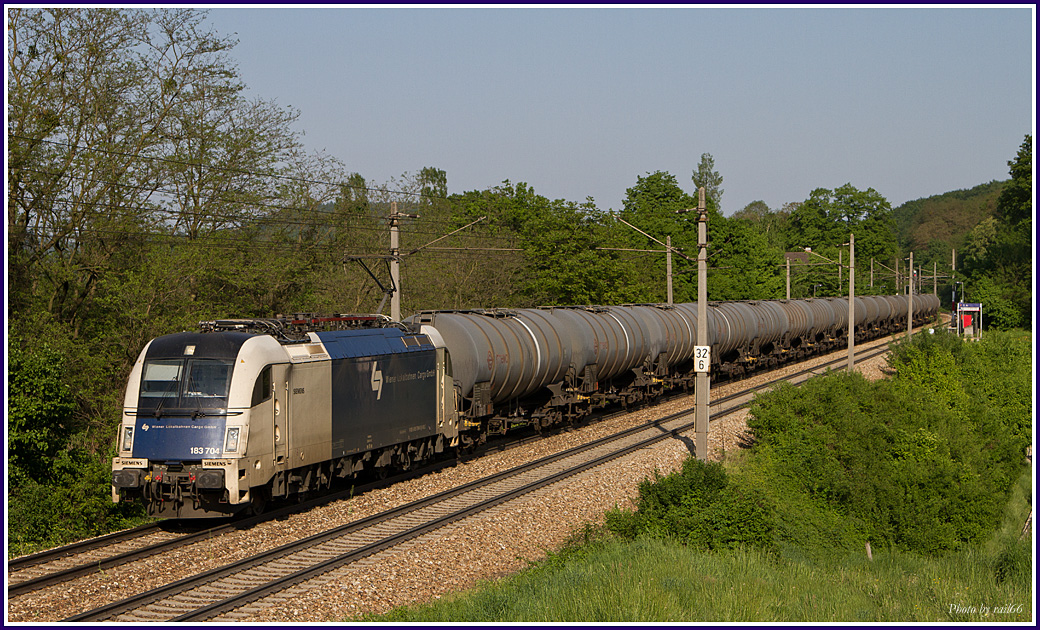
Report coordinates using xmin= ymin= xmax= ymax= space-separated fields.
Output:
xmin=666 ymin=235 xmax=673 ymax=305
xmin=907 ymin=251 xmax=914 ymax=337
xmin=695 ymin=187 xmax=709 ymax=461
xmin=390 ymin=202 xmax=401 ymax=322
xmin=933 ymin=261 xmax=937 ymax=295
xmin=847 ymin=233 xmax=855 ymax=373
xmin=838 ymin=250 xmax=843 ymax=295
xmin=786 ymin=257 xmax=791 ymax=300
xmin=870 ymin=257 xmax=874 ymax=289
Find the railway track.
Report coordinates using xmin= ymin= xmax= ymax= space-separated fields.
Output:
xmin=7 ymin=522 xmax=172 ymax=595
xmin=5 ymin=459 xmax=460 ymax=600
xmin=56 ymin=342 xmax=892 ymax=622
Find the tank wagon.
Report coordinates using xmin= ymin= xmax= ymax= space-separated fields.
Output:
xmin=112 ymin=295 xmax=939 ymax=517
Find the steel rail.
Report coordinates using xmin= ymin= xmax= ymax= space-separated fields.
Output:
xmin=63 ymin=407 xmax=693 ymax=622
xmin=174 ymin=344 xmax=896 ymax=622
xmin=7 ymin=522 xmax=163 ymax=572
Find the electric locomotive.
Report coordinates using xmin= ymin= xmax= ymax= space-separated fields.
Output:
xmin=112 ymin=317 xmax=458 ymax=518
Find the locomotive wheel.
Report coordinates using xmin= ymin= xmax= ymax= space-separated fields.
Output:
xmin=249 ymin=485 xmax=270 ymax=516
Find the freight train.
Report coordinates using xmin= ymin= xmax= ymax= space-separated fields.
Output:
xmin=111 ymin=294 xmax=940 ymax=518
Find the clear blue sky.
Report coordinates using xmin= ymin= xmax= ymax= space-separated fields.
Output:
xmin=206 ymin=5 xmax=1035 ymax=215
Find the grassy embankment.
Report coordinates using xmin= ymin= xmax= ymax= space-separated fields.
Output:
xmin=361 ymin=330 xmax=1034 ymax=622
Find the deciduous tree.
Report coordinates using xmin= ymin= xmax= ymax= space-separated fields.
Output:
xmin=692 ymin=152 xmax=724 ymax=213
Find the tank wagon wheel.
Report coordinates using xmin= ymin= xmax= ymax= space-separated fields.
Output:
xmin=456 ymin=438 xmax=477 ymax=460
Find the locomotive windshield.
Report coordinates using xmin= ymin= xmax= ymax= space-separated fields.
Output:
xmin=139 ymin=358 xmax=234 ymax=410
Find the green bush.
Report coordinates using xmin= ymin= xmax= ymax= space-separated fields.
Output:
xmin=8 ymin=334 xmax=149 ymax=557
xmin=745 ymin=330 xmax=1030 ymax=557
xmin=7 ymin=341 xmax=78 ymax=486
xmin=605 ymin=458 xmax=774 ymax=551
xmin=8 ymin=441 xmax=147 ymax=557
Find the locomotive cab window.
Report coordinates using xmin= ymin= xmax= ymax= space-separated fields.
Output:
xmin=140 ymin=360 xmax=183 ymax=399
xmin=184 ymin=360 xmax=233 ymax=401
xmin=138 ymin=358 xmax=234 ymax=409
xmin=251 ymin=365 xmax=273 ymax=407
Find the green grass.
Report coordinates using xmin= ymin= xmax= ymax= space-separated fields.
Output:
xmin=360 ymin=536 xmax=1031 ymax=622
xmin=362 ymin=534 xmax=1032 ymax=623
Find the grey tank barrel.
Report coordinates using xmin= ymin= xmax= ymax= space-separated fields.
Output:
xmin=804 ymin=298 xmax=835 ymax=336
xmin=710 ymin=302 xmax=759 ymax=353
xmin=626 ymin=305 xmax=697 ymax=367
xmin=753 ymin=300 xmax=788 ymax=346
xmin=874 ymin=295 xmax=893 ymax=321
xmin=823 ymin=298 xmax=849 ymax=330
xmin=890 ymin=295 xmax=910 ymax=319
xmin=410 ymin=309 xmax=571 ymax=403
xmin=859 ymin=297 xmax=878 ymax=325
xmin=412 ymin=305 xmax=674 ymax=402
xmin=777 ymin=300 xmax=813 ymax=340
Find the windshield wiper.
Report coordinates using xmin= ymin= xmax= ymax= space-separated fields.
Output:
xmin=186 ymin=365 xmax=206 ymax=420
xmin=154 ymin=384 xmax=174 ymax=419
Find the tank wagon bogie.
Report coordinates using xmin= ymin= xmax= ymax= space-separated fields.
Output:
xmin=112 ymin=295 xmax=940 ymax=517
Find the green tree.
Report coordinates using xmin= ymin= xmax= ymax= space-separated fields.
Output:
xmin=788 ymin=184 xmax=898 ymax=297
xmin=621 ymin=171 xmax=698 ymax=234
xmin=732 ymin=200 xmax=770 ymax=223
xmin=618 ymin=171 xmax=698 ymax=302
xmin=997 ymin=135 xmax=1032 ymax=229
xmin=521 ymin=198 xmax=620 ymax=305
xmin=706 ymin=217 xmax=785 ymax=300
xmin=692 ymin=152 xmax=724 ymax=213
xmin=418 ymin=166 xmax=448 ymax=202
xmin=7 ymin=8 xmax=240 ymax=324
xmin=962 ymin=135 xmax=1032 ymax=329
xmin=789 ymin=188 xmax=843 ymax=251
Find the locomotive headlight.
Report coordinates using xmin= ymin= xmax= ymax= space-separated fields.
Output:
xmin=224 ymin=427 xmax=241 ymax=453
xmin=122 ymin=426 xmax=134 ymax=452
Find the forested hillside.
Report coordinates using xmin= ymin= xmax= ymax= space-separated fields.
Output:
xmin=893 ymin=180 xmax=1004 ymax=254
xmin=6 ymin=8 xmax=1033 ymax=553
